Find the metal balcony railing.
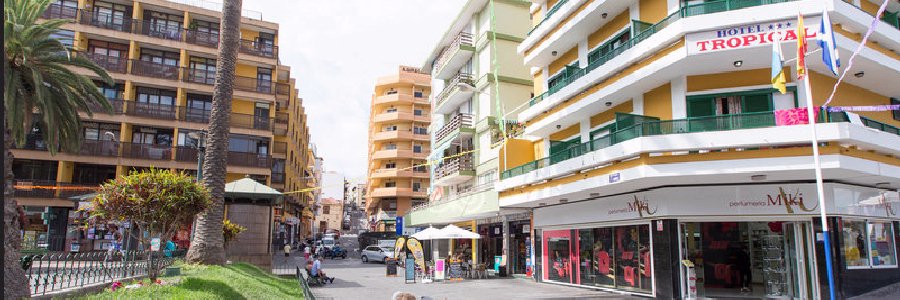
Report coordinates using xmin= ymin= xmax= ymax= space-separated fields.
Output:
xmin=432 ymin=32 xmax=473 ymax=74
xmin=43 ymin=4 xmax=78 ymax=20
xmin=234 ymin=76 xmax=273 ymax=94
xmin=434 ymin=113 xmax=473 ymax=142
xmin=174 ymin=146 xmax=200 ymax=162
xmin=125 ymin=101 xmax=178 ymax=120
xmin=77 ymin=9 xmax=132 ymax=32
xmin=131 ymin=19 xmax=184 ymax=41
xmin=130 ymin=60 xmax=181 ymax=80
xmin=227 ymin=151 xmax=270 ymax=168
xmin=435 ymin=73 xmax=473 ymax=107
xmin=86 ymin=99 xmax=125 ymax=114
xmin=12 ymin=134 xmax=51 ymax=151
xmin=184 ymin=68 xmax=216 ymax=85
xmin=81 ymin=52 xmax=128 ymax=74
xmin=76 ymin=139 xmax=120 ymax=157
xmin=435 ymin=155 xmax=474 ymax=180
xmin=120 ymin=142 xmax=173 ymax=160
xmin=275 ymin=82 xmax=291 ymax=96
xmin=181 ymin=106 xmax=212 ymax=123
xmin=239 ymin=39 xmax=277 ymax=58
xmin=184 ymin=29 xmax=219 ymax=48
xmin=231 ymin=113 xmax=271 ymax=131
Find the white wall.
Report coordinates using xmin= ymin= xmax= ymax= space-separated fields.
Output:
xmin=321 ymin=171 xmax=345 ymax=201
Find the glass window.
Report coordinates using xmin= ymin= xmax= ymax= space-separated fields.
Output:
xmin=139 ymin=48 xmax=180 ymax=66
xmin=843 ymin=220 xmax=869 ymax=267
xmin=136 ymin=87 xmax=176 ymax=105
xmin=50 ymin=30 xmax=75 ymax=49
xmin=414 ymin=109 xmax=424 ymax=116
xmin=578 ymin=229 xmax=595 ymax=286
xmin=615 ymin=225 xmax=651 ymax=292
xmin=868 ymin=222 xmax=897 ymax=267
xmin=546 ymin=232 xmax=572 ymax=283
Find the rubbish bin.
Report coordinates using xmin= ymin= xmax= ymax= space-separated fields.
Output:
xmin=498 ymin=266 xmax=507 ymax=277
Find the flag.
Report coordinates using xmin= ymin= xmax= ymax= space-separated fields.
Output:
xmin=817 ymin=10 xmax=841 ymax=75
xmin=771 ymin=33 xmax=787 ymax=94
xmin=796 ymin=12 xmax=808 ymax=80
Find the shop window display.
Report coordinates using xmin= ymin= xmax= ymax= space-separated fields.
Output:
xmin=581 ymin=228 xmax=615 ymax=288
xmin=615 ymin=225 xmax=651 ymax=292
xmin=868 ymin=222 xmax=897 ymax=267
xmin=547 ymin=234 xmax=571 ymax=283
xmin=542 ymin=225 xmax=650 ymax=293
xmin=843 ymin=220 xmax=870 ymax=267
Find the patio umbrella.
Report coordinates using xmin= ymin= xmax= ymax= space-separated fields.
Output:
xmin=410 ymin=226 xmax=442 ymax=240
xmin=438 ymin=224 xmax=480 ymax=239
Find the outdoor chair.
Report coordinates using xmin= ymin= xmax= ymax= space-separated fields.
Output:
xmin=472 ymin=264 xmax=487 ymax=279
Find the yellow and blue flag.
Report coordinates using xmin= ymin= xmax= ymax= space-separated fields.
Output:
xmin=771 ymin=32 xmax=787 ymax=94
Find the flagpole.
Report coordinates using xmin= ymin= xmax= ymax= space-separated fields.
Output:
xmin=801 ymin=61 xmax=837 ymax=300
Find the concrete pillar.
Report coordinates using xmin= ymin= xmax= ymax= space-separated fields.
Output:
xmin=671 ymin=76 xmax=687 ymax=119
xmin=578 ymin=39 xmax=589 ymax=67
xmin=502 ymin=215 xmax=510 ymax=274
xmin=633 ymin=94 xmax=645 ymax=115
xmin=579 ymin=119 xmax=590 ymax=143
xmin=470 ymin=219 xmax=478 ymax=264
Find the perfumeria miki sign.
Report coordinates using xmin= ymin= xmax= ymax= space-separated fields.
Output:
xmin=686 ymin=16 xmax=821 ymax=55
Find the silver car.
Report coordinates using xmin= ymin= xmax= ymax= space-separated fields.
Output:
xmin=360 ymin=246 xmax=394 ymax=263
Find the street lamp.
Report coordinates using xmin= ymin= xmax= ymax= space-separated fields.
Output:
xmin=187 ymin=131 xmax=207 ymax=180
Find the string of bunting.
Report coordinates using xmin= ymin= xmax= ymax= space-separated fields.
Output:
xmin=823 ymin=0 xmax=890 ymax=107
xmin=825 ymin=104 xmax=900 ymax=112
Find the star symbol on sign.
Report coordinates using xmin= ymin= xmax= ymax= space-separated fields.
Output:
xmin=768 ymin=24 xmax=774 ymax=30
xmin=776 ymin=23 xmax=784 ymax=29
xmin=786 ymin=22 xmax=792 ymax=27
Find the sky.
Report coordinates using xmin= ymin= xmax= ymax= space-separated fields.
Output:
xmin=243 ymin=1 xmax=467 ymax=181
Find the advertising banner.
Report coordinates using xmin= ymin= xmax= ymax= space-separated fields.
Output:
xmin=434 ymin=259 xmax=445 ymax=280
xmin=394 ymin=237 xmax=406 ymax=259
xmin=406 ymin=237 xmax=426 ymax=272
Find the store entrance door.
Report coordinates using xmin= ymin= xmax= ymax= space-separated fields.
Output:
xmin=680 ymin=221 xmax=816 ymax=299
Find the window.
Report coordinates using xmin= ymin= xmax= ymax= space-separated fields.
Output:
xmin=412 ymin=182 xmax=422 ymax=192
xmin=384 ymin=125 xmax=397 ymax=132
xmin=50 ymin=30 xmax=74 ymax=49
xmin=385 ymin=162 xmax=396 ymax=169
xmin=386 ymin=107 xmax=398 ymax=113
xmin=185 ymin=94 xmax=212 ymax=122
xmin=414 ymin=126 xmax=428 ymax=135
xmin=414 ymin=109 xmax=424 ymax=116
xmin=91 ymin=1 xmax=130 ymax=30
xmin=384 ymin=143 xmax=397 ymax=150
xmin=188 ymin=56 xmax=216 ymax=84
xmin=413 ymin=144 xmax=422 ymax=153
xmin=257 ymin=67 xmax=273 ymax=92
xmin=130 ymin=127 xmax=173 ymax=146
xmin=83 ymin=122 xmax=120 ymax=141
xmin=323 ymin=206 xmax=330 ymax=214
xmin=88 ymin=40 xmax=128 ymax=57
xmin=413 ymin=165 xmax=427 ymax=173
xmin=13 ymin=159 xmax=59 ymax=181
xmin=386 ymin=89 xmax=398 ymax=95
xmin=687 ymin=90 xmax=775 ymax=118
xmin=843 ymin=219 xmax=898 ymax=268
xmin=588 ymin=30 xmax=631 ymax=66
xmin=96 ymin=82 xmax=125 ymax=100
xmin=414 ymin=91 xmax=423 ymax=98
xmin=136 ymin=87 xmax=176 ymax=105
xmin=384 ymin=182 xmax=396 ymax=188
xmin=139 ymin=48 xmax=180 ymax=66
xmin=144 ymin=10 xmax=184 ymax=38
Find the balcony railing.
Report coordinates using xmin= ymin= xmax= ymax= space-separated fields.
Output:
xmin=432 ymin=32 xmax=473 ymax=74
xmin=130 ymin=60 xmax=181 ymax=80
xmin=239 ymin=39 xmax=277 ymax=58
xmin=131 ymin=19 xmax=184 ymax=41
xmin=125 ymin=101 xmax=178 ymax=120
xmin=12 ymin=134 xmax=51 ymax=151
xmin=13 ymin=180 xmax=61 ymax=198
xmin=81 ymin=52 xmax=128 ymax=74
xmin=120 ymin=142 xmax=173 ymax=160
xmin=232 ymin=113 xmax=271 ymax=131
xmin=43 ymin=4 xmax=78 ymax=20
xmin=501 ymin=111 xmax=897 ymax=179
xmin=174 ymin=146 xmax=199 ymax=162
xmin=435 ymin=73 xmax=473 ymax=107
xmin=434 ymin=113 xmax=473 ymax=142
xmin=273 ymin=142 xmax=288 ymax=154
xmin=275 ymin=83 xmax=291 ymax=97
xmin=184 ymin=29 xmax=220 ymax=48
xmin=76 ymin=139 xmax=120 ymax=157
xmin=235 ymin=76 xmax=273 ymax=94
xmin=435 ymin=155 xmax=474 ymax=180
xmin=84 ymin=99 xmax=124 ymax=114
xmin=528 ymin=0 xmax=798 ymax=107
xmin=77 ymin=9 xmax=132 ymax=32
xmin=184 ymin=68 xmax=216 ymax=85
xmin=227 ymin=151 xmax=270 ymax=168
xmin=275 ymin=112 xmax=289 ymax=125
xmin=527 ymin=0 xmax=568 ymax=36
xmin=271 ymin=172 xmax=285 ymax=184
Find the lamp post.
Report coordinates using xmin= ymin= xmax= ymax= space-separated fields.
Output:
xmin=187 ymin=131 xmax=207 ymax=181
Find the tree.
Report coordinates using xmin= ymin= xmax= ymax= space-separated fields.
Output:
xmin=5 ymin=0 xmax=113 ymax=297
xmin=186 ymin=0 xmax=243 ymax=265
xmin=91 ymin=169 xmax=211 ymax=281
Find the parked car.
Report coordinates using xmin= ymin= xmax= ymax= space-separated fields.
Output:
xmin=357 ymin=231 xmax=397 ymax=250
xmin=326 ymin=229 xmax=341 ymax=239
xmin=360 ymin=246 xmax=394 ymax=263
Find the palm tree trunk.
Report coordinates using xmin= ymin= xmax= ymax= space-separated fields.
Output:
xmin=186 ymin=0 xmax=243 ymax=265
xmin=4 ymin=128 xmax=30 ymax=298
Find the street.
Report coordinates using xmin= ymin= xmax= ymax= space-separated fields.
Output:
xmin=274 ymin=236 xmax=630 ymax=300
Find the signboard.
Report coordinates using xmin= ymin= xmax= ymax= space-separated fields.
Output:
xmin=534 ymin=183 xmax=900 ymax=227
xmin=406 ymin=238 xmax=425 ymax=272
xmin=494 ymin=256 xmax=502 ymax=272
xmin=395 ymin=216 xmax=404 ymax=236
xmin=609 ymin=173 xmax=620 ymax=183
xmin=405 ymin=257 xmax=416 ymax=283
xmin=434 ymin=259 xmax=446 ymax=280
xmin=448 ymin=261 xmax=463 ymax=279
xmin=686 ymin=16 xmax=821 ymax=55
xmin=393 ymin=237 xmax=406 ymax=259
xmin=386 ymin=260 xmax=398 ymax=277
xmin=150 ymin=238 xmax=161 ymax=251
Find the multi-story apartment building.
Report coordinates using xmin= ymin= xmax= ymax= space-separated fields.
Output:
xmin=499 ymin=0 xmax=900 ymax=297
xmin=300 ymin=144 xmax=323 ymax=238
xmin=366 ymin=66 xmax=432 ymax=232
xmin=406 ymin=0 xmax=533 ymax=275
xmin=317 ymin=198 xmax=344 ymax=234
xmin=15 ymin=0 xmax=314 ymax=253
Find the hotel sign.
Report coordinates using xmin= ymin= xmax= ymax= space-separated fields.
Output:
xmin=686 ymin=16 xmax=820 ymax=55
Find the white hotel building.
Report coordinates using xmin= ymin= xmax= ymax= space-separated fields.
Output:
xmin=498 ymin=0 xmax=900 ymax=298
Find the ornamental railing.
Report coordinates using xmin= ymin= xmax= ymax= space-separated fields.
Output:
xmin=22 ymin=250 xmax=184 ymax=296
xmin=434 ymin=113 xmax=473 ymax=142
xmin=432 ymin=32 xmax=473 ymax=74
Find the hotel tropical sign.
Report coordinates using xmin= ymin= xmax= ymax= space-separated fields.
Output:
xmin=686 ymin=16 xmax=821 ymax=55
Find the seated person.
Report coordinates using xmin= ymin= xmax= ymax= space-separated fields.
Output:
xmin=312 ymin=255 xmax=335 ymax=284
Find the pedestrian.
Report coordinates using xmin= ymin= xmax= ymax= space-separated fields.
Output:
xmin=304 ymin=244 xmax=311 ymax=261
xmin=284 ymin=243 xmax=291 ymax=257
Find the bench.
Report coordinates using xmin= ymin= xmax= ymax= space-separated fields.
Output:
xmin=296 ymin=267 xmax=320 ymax=300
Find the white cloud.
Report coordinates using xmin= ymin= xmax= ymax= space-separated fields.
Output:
xmin=244 ymin=0 xmax=465 ymax=181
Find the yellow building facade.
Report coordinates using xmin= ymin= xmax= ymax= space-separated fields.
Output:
xmin=15 ymin=0 xmax=313 ymax=252
xmin=365 ymin=66 xmax=432 ymax=231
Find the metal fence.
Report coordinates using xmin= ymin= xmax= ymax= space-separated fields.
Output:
xmin=22 ymin=250 xmax=185 ymax=296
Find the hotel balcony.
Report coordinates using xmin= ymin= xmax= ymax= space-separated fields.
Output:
xmin=369 ymin=187 xmax=427 ymax=198
xmin=373 ymin=93 xmax=429 ymax=106
xmin=124 ymin=101 xmax=178 ymax=120
xmin=497 ymin=112 xmax=900 ymax=207
xmin=43 ymin=3 xmax=77 ymax=20
xmin=239 ymin=39 xmax=278 ymax=59
xmin=433 ymin=73 xmax=474 ymax=115
xmin=434 ymin=113 xmax=474 ymax=145
xmin=371 ymin=130 xmax=430 ymax=142
xmin=371 ymin=110 xmax=429 ymax=124
xmin=81 ymin=52 xmax=128 ymax=74
xmin=371 ymin=149 xmax=429 ymax=160
xmin=370 ymin=168 xmax=430 ymax=179
xmin=273 ymin=112 xmax=289 ymax=136
xmin=433 ymin=154 xmax=475 ymax=186
xmin=130 ymin=59 xmax=181 ymax=81
xmin=432 ymin=32 xmax=474 ymax=80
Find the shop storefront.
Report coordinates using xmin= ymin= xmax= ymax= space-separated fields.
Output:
xmin=531 ymin=183 xmax=900 ymax=298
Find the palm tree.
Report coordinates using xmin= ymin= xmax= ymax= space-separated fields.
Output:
xmin=186 ymin=0 xmax=243 ymax=265
xmin=4 ymin=0 xmax=113 ymax=297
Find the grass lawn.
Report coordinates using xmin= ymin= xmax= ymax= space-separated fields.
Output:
xmin=77 ymin=262 xmax=303 ymax=299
